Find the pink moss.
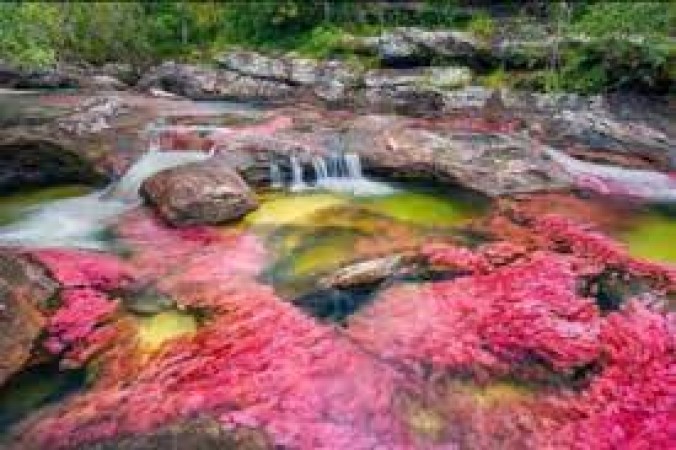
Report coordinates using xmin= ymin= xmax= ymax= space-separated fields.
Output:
xmin=31 ymin=249 xmax=134 ymax=291
xmin=542 ymin=302 xmax=675 ymax=449
xmin=44 ymin=288 xmax=119 ymax=367
xmin=349 ymin=252 xmax=602 ymax=377
xmin=533 ymin=214 xmax=676 ymax=287
xmin=13 ymin=212 xmax=675 ymax=450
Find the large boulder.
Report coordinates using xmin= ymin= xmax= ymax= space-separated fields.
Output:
xmin=141 ymin=160 xmax=258 ymax=226
xmin=0 ymin=251 xmax=58 ymax=386
xmin=319 ymin=254 xmax=415 ymax=290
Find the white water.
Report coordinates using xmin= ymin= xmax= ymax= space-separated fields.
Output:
xmin=270 ymin=162 xmax=284 ymax=189
xmin=278 ymin=152 xmax=395 ymax=196
xmin=544 ymin=146 xmax=676 ymax=201
xmin=290 ymin=155 xmax=307 ymax=192
xmin=105 ymin=149 xmax=210 ymax=201
xmin=0 ymin=149 xmax=210 ymax=249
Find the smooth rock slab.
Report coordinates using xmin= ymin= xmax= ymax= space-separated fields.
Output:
xmin=141 ymin=160 xmax=258 ymax=226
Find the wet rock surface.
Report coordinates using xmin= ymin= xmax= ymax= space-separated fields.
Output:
xmin=343 ymin=117 xmax=568 ymax=197
xmin=0 ymin=131 xmax=103 ymax=193
xmin=141 ymin=160 xmax=258 ymax=226
xmin=0 ymin=251 xmax=58 ymax=386
xmin=319 ymin=253 xmax=413 ymax=290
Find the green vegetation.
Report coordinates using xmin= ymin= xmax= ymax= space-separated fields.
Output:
xmin=0 ymin=1 xmax=673 ymax=94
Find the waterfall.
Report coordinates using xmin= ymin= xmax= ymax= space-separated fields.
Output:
xmin=313 ymin=156 xmax=329 ymax=181
xmin=290 ymin=155 xmax=307 ymax=192
xmin=272 ymin=152 xmax=394 ymax=196
xmin=270 ymin=161 xmax=284 ymax=189
xmin=106 ymin=150 xmax=211 ymax=202
xmin=0 ymin=140 xmax=212 ymax=249
xmin=345 ymin=153 xmax=363 ymax=179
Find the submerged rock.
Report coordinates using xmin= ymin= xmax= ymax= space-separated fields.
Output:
xmin=141 ymin=160 xmax=258 ymax=226
xmin=319 ymin=253 xmax=413 ymax=290
xmin=74 ymin=417 xmax=271 ymax=450
xmin=0 ymin=251 xmax=57 ymax=386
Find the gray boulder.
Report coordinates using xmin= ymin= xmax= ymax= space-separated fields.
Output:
xmin=141 ymin=160 xmax=258 ymax=226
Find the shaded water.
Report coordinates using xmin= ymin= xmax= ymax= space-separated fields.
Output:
xmin=0 ymin=364 xmax=85 ymax=434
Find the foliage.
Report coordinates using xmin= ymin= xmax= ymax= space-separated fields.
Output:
xmin=0 ymin=2 xmax=60 ymax=68
xmin=466 ymin=12 xmax=495 ymax=40
xmin=0 ymin=1 xmax=674 ymax=93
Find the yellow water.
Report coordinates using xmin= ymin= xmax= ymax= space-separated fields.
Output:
xmin=238 ymin=187 xmax=484 ymax=295
xmin=623 ymin=212 xmax=676 ymax=264
xmin=137 ymin=311 xmax=197 ymax=352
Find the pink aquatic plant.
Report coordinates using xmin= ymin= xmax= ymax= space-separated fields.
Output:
xmin=30 ymin=249 xmax=134 ymax=291
xmin=12 ymin=213 xmax=675 ymax=450
xmin=349 ymin=252 xmax=602 ymax=377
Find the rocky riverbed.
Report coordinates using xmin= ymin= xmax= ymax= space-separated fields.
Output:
xmin=0 ymin=80 xmax=674 ymax=450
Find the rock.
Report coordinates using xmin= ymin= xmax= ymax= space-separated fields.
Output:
xmin=74 ymin=417 xmax=271 ymax=450
xmin=0 ymin=130 xmax=104 ymax=192
xmin=97 ymin=62 xmax=139 ymax=86
xmin=363 ymin=28 xmax=485 ymax=67
xmin=364 ymin=66 xmax=472 ymax=89
xmin=361 ymin=85 xmax=446 ymax=115
xmin=57 ymin=96 xmax=129 ymax=135
xmin=443 ymin=86 xmax=496 ymax=110
xmin=4 ymin=68 xmax=78 ymax=89
xmin=359 ymin=67 xmax=473 ymax=113
xmin=216 ymin=51 xmax=290 ymax=80
xmin=319 ymin=254 xmax=411 ymax=290
xmin=343 ymin=115 xmax=569 ymax=197
xmin=81 ymin=75 xmax=128 ymax=91
xmin=0 ymin=251 xmax=58 ymax=386
xmin=137 ymin=62 xmax=292 ymax=100
xmin=428 ymin=66 xmax=473 ymax=88
xmin=141 ymin=160 xmax=258 ymax=226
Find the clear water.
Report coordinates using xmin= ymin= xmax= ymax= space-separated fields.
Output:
xmin=622 ymin=209 xmax=676 ymax=263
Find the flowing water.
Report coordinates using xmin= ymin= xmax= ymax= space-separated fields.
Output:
xmin=1 ymin=100 xmax=675 ymax=447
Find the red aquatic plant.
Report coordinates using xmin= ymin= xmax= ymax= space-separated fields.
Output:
xmin=534 ymin=214 xmax=676 ymax=288
xmin=12 ymin=211 xmax=675 ymax=450
xmin=542 ymin=301 xmax=675 ymax=449
xmin=30 ymin=249 xmax=134 ymax=291
xmin=349 ymin=252 xmax=602 ymax=378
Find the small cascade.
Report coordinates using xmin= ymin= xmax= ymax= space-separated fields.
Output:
xmin=0 ymin=136 xmax=212 ymax=249
xmin=270 ymin=162 xmax=284 ymax=189
xmin=106 ymin=150 xmax=210 ymax=202
xmin=345 ymin=153 xmax=363 ymax=179
xmin=271 ymin=152 xmax=395 ymax=196
xmin=312 ymin=156 xmax=329 ymax=180
xmin=290 ymin=155 xmax=307 ymax=192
